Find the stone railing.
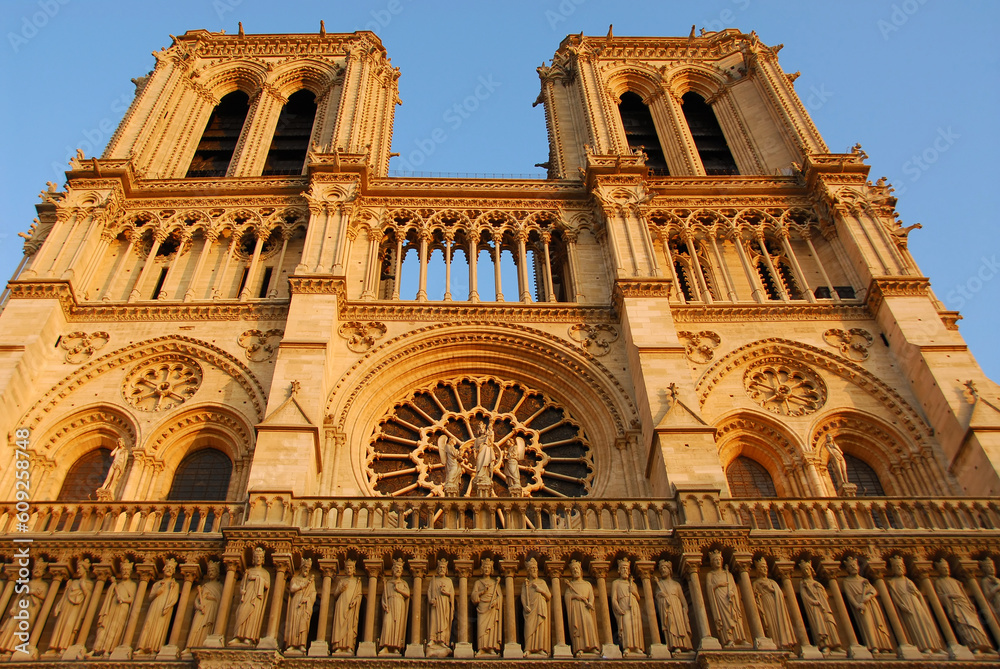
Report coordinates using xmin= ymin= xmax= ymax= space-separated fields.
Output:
xmin=246 ymin=493 xmax=679 ymax=533
xmin=0 ymin=500 xmax=243 ymax=535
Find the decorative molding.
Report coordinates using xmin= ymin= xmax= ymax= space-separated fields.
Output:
xmin=287 ymin=276 xmax=347 ymax=297
xmin=567 ymin=324 xmax=618 ymax=356
xmin=59 ymin=331 xmax=110 ymax=364
xmin=341 ymin=301 xmax=611 ymax=324
xmin=337 ymin=321 xmax=387 ymax=353
xmin=938 ymin=310 xmax=962 ymax=331
xmin=677 ymin=330 xmax=721 ymax=364
xmin=822 ymin=328 xmax=873 ymax=362
xmin=672 ymin=303 xmax=870 ymax=323
xmin=237 ymin=329 xmax=284 ymax=362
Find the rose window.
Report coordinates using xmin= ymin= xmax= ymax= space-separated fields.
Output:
xmin=743 ymin=362 xmax=826 ymax=416
xmin=367 ymin=376 xmax=595 ymax=498
xmin=123 ymin=356 xmax=203 ymax=411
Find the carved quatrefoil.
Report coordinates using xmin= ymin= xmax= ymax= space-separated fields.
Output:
xmin=743 ymin=361 xmax=826 ymax=417
xmin=823 ymin=328 xmax=873 ymax=362
xmin=123 ymin=356 xmax=203 ymax=412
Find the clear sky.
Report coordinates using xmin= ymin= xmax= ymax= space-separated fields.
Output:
xmin=1 ymin=0 xmax=997 ymax=381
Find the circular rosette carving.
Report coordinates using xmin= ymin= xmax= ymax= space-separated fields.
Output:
xmin=123 ymin=355 xmax=203 ymax=411
xmin=743 ymin=362 xmax=826 ymax=416
xmin=367 ymin=376 xmax=594 ymax=498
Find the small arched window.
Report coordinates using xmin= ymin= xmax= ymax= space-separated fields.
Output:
xmin=841 ymin=454 xmax=886 ymax=496
xmin=57 ymin=448 xmax=112 ymax=501
xmin=618 ymin=92 xmax=669 ymax=175
xmin=167 ymin=448 xmax=233 ymax=501
xmin=681 ymin=92 xmax=739 ymax=175
xmin=186 ymin=91 xmax=251 ymax=178
xmin=726 ymin=455 xmax=778 ymax=497
xmin=262 ymin=90 xmax=317 ymax=175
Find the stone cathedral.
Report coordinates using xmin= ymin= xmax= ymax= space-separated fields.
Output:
xmin=1 ymin=25 xmax=999 ymax=668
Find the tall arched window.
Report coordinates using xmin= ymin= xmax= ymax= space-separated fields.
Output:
xmin=618 ymin=92 xmax=669 ymax=175
xmin=186 ymin=91 xmax=251 ymax=178
xmin=262 ymin=90 xmax=317 ymax=175
xmin=837 ymin=454 xmax=886 ymax=496
xmin=167 ymin=448 xmax=233 ymax=500
xmin=726 ymin=455 xmax=777 ymax=497
xmin=681 ymin=92 xmax=738 ymax=175
xmin=57 ymin=448 xmax=112 ymax=500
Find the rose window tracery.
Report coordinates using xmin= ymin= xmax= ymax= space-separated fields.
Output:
xmin=743 ymin=361 xmax=826 ymax=416
xmin=367 ymin=376 xmax=594 ymax=498
xmin=123 ymin=356 xmax=203 ymax=411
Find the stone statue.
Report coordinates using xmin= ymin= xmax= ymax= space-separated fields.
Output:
xmin=654 ymin=560 xmax=692 ymax=651
xmin=797 ymin=560 xmax=841 ymax=652
xmin=186 ymin=561 xmax=222 ymax=649
xmin=751 ymin=557 xmax=795 ymax=648
xmin=470 ymin=558 xmax=502 ymax=657
xmin=980 ymin=558 xmax=1000 ymax=623
xmin=378 ymin=559 xmax=409 ymax=656
xmin=137 ymin=558 xmax=180 ymax=654
xmin=474 ymin=424 xmax=496 ymax=492
xmin=439 ymin=434 xmax=462 ymax=496
xmin=98 ymin=439 xmax=128 ymax=497
xmin=520 ymin=558 xmax=551 ymax=658
xmin=284 ymin=558 xmax=317 ymax=654
xmin=886 ymin=556 xmax=943 ymax=653
xmin=331 ymin=560 xmax=364 ymax=655
xmin=504 ymin=436 xmax=524 ymax=493
xmin=426 ymin=559 xmax=455 ymax=657
xmin=825 ymin=434 xmax=848 ymax=490
xmin=0 ymin=561 xmax=47 ymax=653
xmin=91 ymin=560 xmax=135 ymax=656
xmin=233 ymin=547 xmax=270 ymax=645
xmin=563 ymin=560 xmax=600 ymax=658
xmin=611 ymin=559 xmax=644 ymax=656
xmin=705 ymin=550 xmax=747 ymax=647
xmin=841 ymin=556 xmax=893 ymax=653
xmin=50 ymin=559 xmax=93 ymax=651
xmin=933 ymin=559 xmax=992 ymax=652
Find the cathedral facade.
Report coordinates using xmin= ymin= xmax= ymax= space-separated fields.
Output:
xmin=1 ymin=27 xmax=999 ymax=667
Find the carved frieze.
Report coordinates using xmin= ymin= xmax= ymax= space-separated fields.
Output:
xmin=59 ymin=331 xmax=110 ymax=364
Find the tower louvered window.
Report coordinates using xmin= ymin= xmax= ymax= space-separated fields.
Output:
xmin=186 ymin=91 xmax=251 ymax=178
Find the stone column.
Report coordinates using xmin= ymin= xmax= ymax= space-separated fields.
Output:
xmin=960 ymin=560 xmax=1000 ymax=646
xmin=589 ymin=561 xmax=621 ymax=659
xmin=916 ymin=561 xmax=972 ymax=660
xmin=265 ymin=229 xmax=291 ymax=297
xmin=491 ymin=231 xmax=504 ymax=302
xmin=211 ymin=232 xmax=239 ymax=300
xmin=500 ymin=560 xmax=522 ymax=658
xmin=869 ymin=559 xmax=920 ymax=659
xmin=128 ymin=230 xmax=166 ymax=302
xmin=468 ymin=234 xmax=479 ymax=302
xmin=733 ymin=555 xmax=774 ymax=650
xmin=63 ymin=563 xmax=110 ymax=660
xmin=111 ymin=563 xmax=153 ymax=659
xmin=238 ymin=228 xmax=267 ymax=301
xmin=21 ymin=566 xmax=65 ymax=660
xmin=819 ymin=560 xmax=871 ymax=660
xmin=453 ymin=560 xmax=475 ymax=659
xmin=205 ymin=555 xmax=241 ymax=647
xmin=182 ymin=230 xmax=218 ymax=301
xmin=259 ymin=554 xmax=291 ymax=649
xmin=516 ymin=230 xmax=531 ymax=302
xmin=391 ymin=235 xmax=404 ymax=299
xmin=443 ymin=235 xmax=453 ymax=300
xmin=162 ymin=563 xmax=200 ymax=659
xmin=356 ymin=560 xmax=382 ymax=657
xmin=415 ymin=231 xmax=429 ymax=301
xmin=637 ymin=560 xmax=669 ymax=658
xmin=681 ymin=556 xmax=721 ymax=650
xmin=774 ymin=560 xmax=822 ymax=659
xmin=405 ymin=559 xmax=427 ymax=658
xmin=546 ymin=560 xmax=572 ymax=659
xmin=309 ymin=559 xmax=338 ymax=656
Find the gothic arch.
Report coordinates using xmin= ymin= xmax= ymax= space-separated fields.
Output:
xmin=18 ymin=335 xmax=267 ymax=435
xmin=196 ymin=59 xmax=269 ymax=100
xmin=326 ymin=322 xmax=640 ymax=497
xmin=714 ymin=410 xmax=807 ymax=497
xmin=603 ymin=65 xmax=665 ymax=102
xmin=268 ymin=58 xmax=342 ymax=98
xmin=695 ymin=338 xmax=931 ymax=441
xmin=663 ymin=64 xmax=729 ymax=101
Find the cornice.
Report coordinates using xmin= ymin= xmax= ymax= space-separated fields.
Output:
xmin=6 ymin=280 xmax=288 ymax=322
xmin=865 ymin=276 xmax=931 ymax=314
xmin=340 ymin=301 xmax=614 ymax=324
xmin=672 ymin=303 xmax=871 ymax=323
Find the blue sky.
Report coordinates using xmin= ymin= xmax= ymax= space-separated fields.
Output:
xmin=1 ymin=0 xmax=997 ymax=381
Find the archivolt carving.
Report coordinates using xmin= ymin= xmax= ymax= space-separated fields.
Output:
xmin=36 ymin=405 xmax=138 ymax=455
xmin=122 ymin=356 xmax=203 ymax=411
xmin=567 ymin=324 xmax=618 ymax=356
xmin=147 ymin=407 xmax=255 ymax=460
xmin=822 ymin=328 xmax=873 ymax=362
xmin=695 ymin=338 xmax=930 ymax=440
xmin=338 ymin=321 xmax=388 ymax=353
xmin=20 ymin=335 xmax=267 ymax=433
xmin=678 ymin=330 xmax=721 ymax=363
xmin=327 ymin=323 xmax=639 ymax=439
xmin=59 ymin=331 xmax=110 ymax=364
